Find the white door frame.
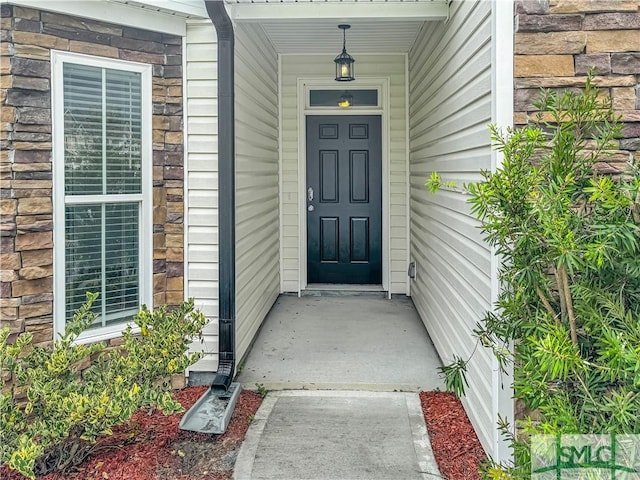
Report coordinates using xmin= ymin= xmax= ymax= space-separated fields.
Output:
xmin=296 ymin=77 xmax=391 ymax=295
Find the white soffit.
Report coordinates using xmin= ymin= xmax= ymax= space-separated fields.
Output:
xmin=221 ymin=0 xmax=447 ymax=54
xmin=259 ymin=20 xmax=429 ymax=54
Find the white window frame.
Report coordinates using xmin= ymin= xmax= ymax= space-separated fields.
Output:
xmin=51 ymin=50 xmax=153 ymax=343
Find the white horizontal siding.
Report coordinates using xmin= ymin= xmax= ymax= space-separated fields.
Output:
xmin=185 ymin=21 xmax=219 ymax=371
xmin=408 ymin=0 xmax=495 ymax=456
xmin=281 ymin=54 xmax=408 ymax=294
xmin=234 ymin=23 xmax=281 ymax=363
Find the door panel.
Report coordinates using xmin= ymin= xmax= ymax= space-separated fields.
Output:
xmin=307 ymin=115 xmax=382 ymax=284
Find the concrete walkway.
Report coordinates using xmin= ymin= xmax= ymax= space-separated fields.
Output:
xmin=234 ymin=390 xmax=441 ymax=480
xmin=233 ymin=296 xmax=444 ymax=479
xmin=236 ymin=295 xmax=444 ymax=391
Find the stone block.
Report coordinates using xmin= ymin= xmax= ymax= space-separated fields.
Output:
xmin=12 ymin=31 xmax=69 ymax=50
xmin=166 ymin=247 xmax=183 ymax=262
xmin=163 ymin=165 xmax=183 ymax=180
xmin=516 ymin=0 xmax=550 ymax=14
xmin=515 ymin=32 xmax=587 ymax=55
xmin=153 ymin=115 xmax=170 ymax=131
xmin=30 ymin=324 xmax=53 ymax=345
xmin=163 ymin=66 xmax=182 ymax=78
xmin=15 ymin=231 xmax=52 ymax=251
xmin=153 ymin=232 xmax=165 ymax=250
xmin=165 ymin=55 xmax=182 ymax=66
xmin=12 ymin=76 xmax=49 ymax=91
xmin=0 ymin=4 xmax=12 ymax=17
xmin=583 ymin=12 xmax=640 ymax=30
xmin=550 ymin=0 xmax=639 ymax=13
xmin=16 ymin=217 xmax=53 ymax=234
xmin=612 ymin=87 xmax=637 ymax=110
xmin=515 ymin=75 xmax=637 ymax=88
xmin=153 ymin=292 xmax=166 ymax=306
xmin=611 ymin=53 xmax=640 ymax=74
xmin=165 ymin=290 xmax=183 ymax=305
xmin=165 ymin=234 xmax=182 ymax=248
xmin=0 ymin=270 xmax=18 ymax=282
xmin=153 ymin=259 xmax=166 ymax=273
xmin=153 ymin=205 xmax=167 ymax=224
xmin=15 ymin=107 xmax=51 ymax=125
xmin=21 ymin=292 xmax=53 ymax=304
xmin=622 ymin=123 xmax=640 ymax=138
xmin=14 ymin=18 xmax=41 ymax=33
xmin=69 ymin=41 xmax=118 ymax=58
xmin=587 ymin=30 xmax=640 ymax=53
xmin=13 ymin=142 xmax=52 ymax=151
xmin=10 ymin=57 xmax=50 ymax=78
xmin=11 ymin=276 xmax=52 ymax=297
xmin=12 ymin=188 xmax=52 ymax=198
xmin=122 ymin=26 xmax=164 ymax=43
xmin=164 ymin=131 xmax=182 ymax=145
xmin=13 ymin=150 xmax=50 ymax=164
xmin=20 ymin=248 xmax=51 ymax=267
xmin=12 ymin=162 xmax=51 ymax=172
xmin=17 ymin=197 xmax=52 ymax=215
xmin=166 ymin=276 xmax=183 ymax=291
xmin=11 ymin=132 xmax=52 ymax=143
xmin=0 ymin=199 xmax=16 ymax=215
xmin=621 ymin=111 xmax=640 ymax=122
xmin=13 ymin=45 xmax=50 ymax=61
xmin=515 ymin=54 xmax=574 ymax=77
xmin=153 ymin=272 xmax=166 ymax=293
xmin=19 ymin=265 xmax=52 ymax=280
xmin=0 ymin=308 xmax=18 ymax=321
xmin=111 ymin=36 xmax=165 ymax=54
xmin=119 ymin=50 xmax=164 ymax=65
xmin=12 ymin=6 xmax=39 ymax=20
xmin=575 ymin=53 xmax=611 ymax=75
xmin=40 ymin=12 xmax=122 ymax=36
xmin=6 ymin=89 xmax=50 ymax=108
xmin=620 ymin=138 xmax=640 ymax=151
xmin=517 ymin=13 xmax=583 ymax=32
xmin=154 ymin=248 xmax=166 ymax=260
xmin=19 ymin=301 xmax=52 ymax=318
xmin=0 ymin=318 xmax=24 ymax=334
xmin=0 ymin=253 xmax=21 ymax=270
xmin=41 ymin=26 xmax=113 ymax=45
xmin=0 ymin=56 xmax=10 ymax=75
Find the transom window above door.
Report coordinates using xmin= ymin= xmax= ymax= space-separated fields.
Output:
xmin=308 ymin=89 xmax=379 ymax=109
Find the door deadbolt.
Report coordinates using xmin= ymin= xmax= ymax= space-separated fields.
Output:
xmin=307 ymin=187 xmax=314 ymax=202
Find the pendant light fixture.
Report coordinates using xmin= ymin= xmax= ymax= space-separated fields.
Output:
xmin=334 ymin=24 xmax=355 ymax=82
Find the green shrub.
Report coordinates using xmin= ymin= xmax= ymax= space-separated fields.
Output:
xmin=0 ymin=293 xmax=207 ymax=479
xmin=427 ymin=75 xmax=640 ymax=478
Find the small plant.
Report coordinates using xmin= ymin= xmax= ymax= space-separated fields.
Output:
xmin=255 ymin=383 xmax=268 ymax=398
xmin=427 ymin=75 xmax=640 ymax=477
xmin=0 ymin=293 xmax=207 ymax=479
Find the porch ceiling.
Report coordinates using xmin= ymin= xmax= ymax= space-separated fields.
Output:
xmin=258 ymin=20 xmax=427 ymax=54
xmin=225 ymin=0 xmax=448 ymax=54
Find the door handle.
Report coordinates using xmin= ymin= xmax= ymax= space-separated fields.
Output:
xmin=307 ymin=187 xmax=314 ymax=202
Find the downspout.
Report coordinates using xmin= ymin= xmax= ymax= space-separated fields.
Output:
xmin=205 ymin=0 xmax=235 ymax=390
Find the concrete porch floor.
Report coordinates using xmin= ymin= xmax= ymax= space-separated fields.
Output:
xmin=236 ymin=295 xmax=444 ymax=391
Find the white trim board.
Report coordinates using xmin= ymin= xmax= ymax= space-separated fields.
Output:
xmin=296 ymin=77 xmax=391 ymax=296
xmin=226 ymin=2 xmax=449 ymax=22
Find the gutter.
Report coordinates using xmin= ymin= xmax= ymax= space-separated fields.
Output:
xmin=205 ymin=0 xmax=235 ymax=390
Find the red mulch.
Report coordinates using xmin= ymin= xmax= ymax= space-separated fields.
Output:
xmin=420 ymin=391 xmax=487 ymax=480
xmin=1 ymin=387 xmax=262 ymax=480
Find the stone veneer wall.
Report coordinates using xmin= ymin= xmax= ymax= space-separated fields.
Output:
xmin=514 ymin=0 xmax=640 ymax=173
xmin=0 ymin=5 xmax=184 ymax=347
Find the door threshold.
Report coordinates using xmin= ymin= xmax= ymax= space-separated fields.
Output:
xmin=303 ymin=284 xmax=386 ymax=297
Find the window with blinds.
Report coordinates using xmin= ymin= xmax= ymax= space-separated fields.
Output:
xmin=53 ymin=53 xmax=151 ymax=338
